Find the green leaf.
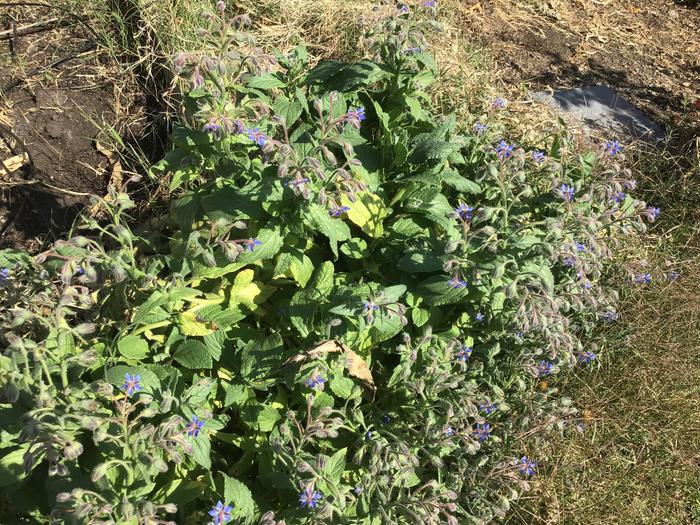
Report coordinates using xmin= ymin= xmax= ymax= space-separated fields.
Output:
xmin=0 ymin=445 xmax=29 ymax=487
xmin=177 ymin=311 xmax=214 ymax=337
xmin=117 ymin=335 xmax=150 ymax=360
xmin=306 ymin=261 xmax=334 ymax=299
xmin=201 ymin=183 xmax=266 ymax=220
xmin=381 ymin=285 xmax=407 ymax=302
xmin=191 ymin=434 xmax=211 ymax=469
xmin=158 ymin=479 xmax=208 ymax=507
xmin=246 ymin=72 xmax=285 ymax=90
xmin=131 ymin=291 xmax=167 ymax=326
xmin=398 ymin=252 xmax=443 ymax=273
xmin=440 ymin=169 xmax=481 ymax=194
xmin=256 ymin=406 xmax=280 ymax=432
xmin=224 ymin=384 xmax=249 ymax=407
xmin=240 ymin=334 xmax=285 ymax=386
xmin=229 ymin=269 xmax=265 ymax=309
xmin=289 ymin=291 xmax=315 ymax=338
xmin=56 ymin=330 xmax=75 ymax=359
xmin=405 ymin=97 xmax=429 ymax=121
xmin=323 ymin=448 xmax=347 ymax=485
xmin=370 ymin=312 xmax=404 ymax=343
xmin=0 ymin=249 xmax=32 ymax=268
xmin=170 ymin=193 xmax=200 ymax=229
xmin=306 ymin=60 xmax=387 ymax=92
xmin=491 ymin=291 xmax=506 ymax=314
xmin=221 ymin=474 xmax=256 ymax=524
xmin=289 ymin=251 xmax=314 ymax=287
xmin=105 ymin=366 xmax=161 ymax=393
xmin=416 ymin=275 xmax=469 ymax=306
xmin=340 ymin=238 xmax=368 ymax=259
xmin=339 ymin=192 xmax=387 ymax=237
xmin=402 ymin=187 xmax=455 ymax=231
xmin=390 ymin=217 xmax=425 ymax=237
xmin=411 ymin=307 xmax=430 ymax=327
xmin=329 ymin=377 xmax=354 ymax=399
xmin=183 ymin=378 xmax=216 ymax=406
xmin=273 ymin=95 xmax=303 ymax=128
xmin=173 ymin=340 xmax=213 ymax=369
xmin=408 ymin=133 xmax=458 ymax=165
xmin=306 ymin=204 xmax=351 ymax=257
xmin=236 ymin=226 xmax=284 ymax=265
xmin=523 ymin=261 xmax=555 ymax=294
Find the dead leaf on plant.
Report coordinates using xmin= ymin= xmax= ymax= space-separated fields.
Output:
xmin=284 ymin=339 xmax=376 ymax=395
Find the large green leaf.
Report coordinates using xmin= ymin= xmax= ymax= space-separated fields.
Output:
xmin=272 ymin=95 xmax=303 ymax=128
xmin=306 ymin=204 xmax=351 ymax=257
xmin=323 ymin=448 xmax=347 ymax=485
xmin=221 ymin=474 xmax=256 ymax=524
xmin=173 ymin=340 xmax=213 ymax=369
xmin=306 ymin=261 xmax=334 ymax=300
xmin=105 ymin=366 xmax=161 ymax=393
xmin=246 ymin=72 xmax=285 ymax=90
xmin=0 ymin=445 xmax=29 ymax=487
xmin=416 ymin=275 xmax=469 ymax=306
xmin=117 ymin=335 xmax=150 ymax=360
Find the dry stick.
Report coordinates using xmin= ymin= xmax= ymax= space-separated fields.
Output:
xmin=0 ymin=41 xmax=97 ymax=96
xmin=0 ymin=18 xmax=65 ymax=40
xmin=0 ymin=2 xmax=101 ymax=40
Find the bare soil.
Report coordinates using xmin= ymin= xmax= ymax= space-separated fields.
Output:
xmin=0 ymin=3 xmax=163 ymax=252
xmin=454 ymin=0 xmax=700 ymax=139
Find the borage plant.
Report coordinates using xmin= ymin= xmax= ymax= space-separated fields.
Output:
xmin=0 ymin=1 xmax=659 ymax=524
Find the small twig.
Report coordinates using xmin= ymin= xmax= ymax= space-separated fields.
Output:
xmin=0 ymin=18 xmax=63 ymax=40
xmin=0 ymin=2 xmax=101 ymax=40
xmin=0 ymin=41 xmax=97 ymax=96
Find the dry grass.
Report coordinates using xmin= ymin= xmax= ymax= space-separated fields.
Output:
xmin=507 ymin=240 xmax=700 ymax=524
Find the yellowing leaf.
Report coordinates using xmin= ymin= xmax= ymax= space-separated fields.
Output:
xmin=177 ymin=311 xmax=214 ymax=336
xmin=144 ymin=330 xmax=166 ymax=343
xmin=340 ymin=192 xmax=387 ymax=237
xmin=229 ymin=269 xmax=274 ymax=309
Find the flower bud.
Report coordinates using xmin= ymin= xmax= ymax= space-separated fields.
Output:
xmin=63 ymin=441 xmax=84 ymax=461
xmin=91 ymin=463 xmax=108 ymax=482
xmin=164 ymin=503 xmax=178 ymax=514
xmin=112 ymin=224 xmax=131 ymax=243
xmin=202 ymin=250 xmax=217 ymax=267
xmin=81 ymin=417 xmax=99 ymax=430
xmin=112 ymin=263 xmax=126 ymax=283
xmin=70 ymin=236 xmax=91 ymax=247
xmin=297 ymin=461 xmax=312 ymax=472
xmin=56 ymin=492 xmax=71 ymax=503
xmin=223 ymin=242 xmax=240 ymax=262
xmin=74 ymin=323 xmax=96 ymax=336
xmin=11 ymin=309 xmax=32 ymax=327
xmin=121 ymin=499 xmax=135 ymax=519
xmin=342 ymin=142 xmax=355 ymax=157
xmin=505 ymin=281 xmax=519 ymax=298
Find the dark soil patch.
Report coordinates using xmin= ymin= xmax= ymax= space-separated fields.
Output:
xmin=1 ymin=84 xmax=113 ymax=250
xmin=458 ymin=0 xmax=700 ymax=140
xmin=0 ymin=5 xmax=117 ymax=251
xmin=0 ymin=3 xmax=168 ymax=252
